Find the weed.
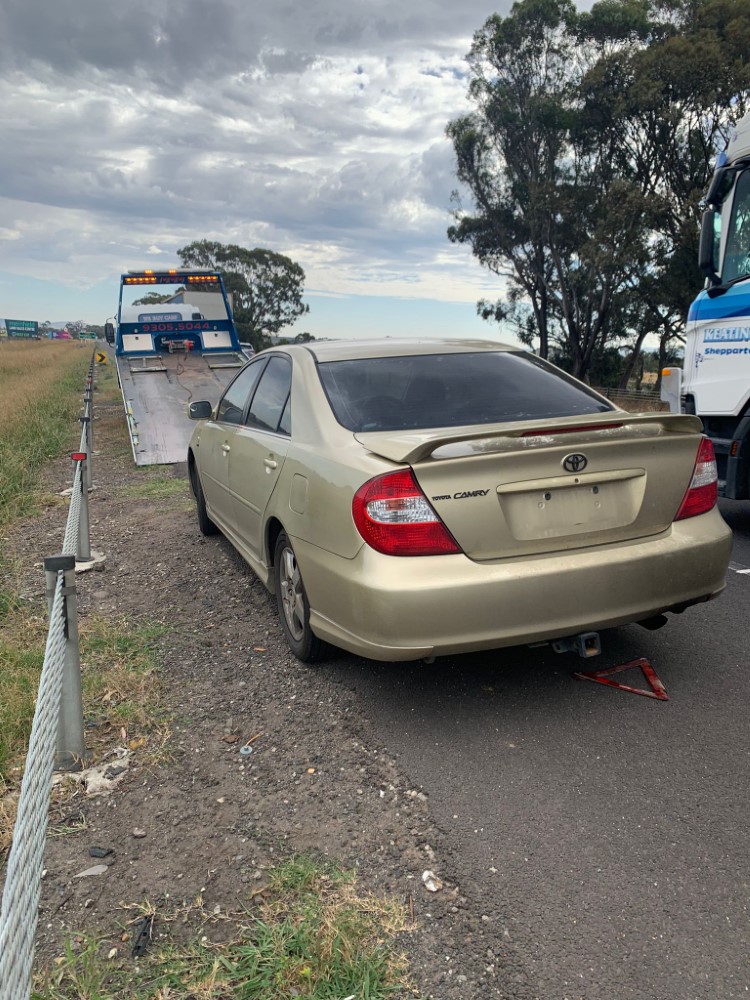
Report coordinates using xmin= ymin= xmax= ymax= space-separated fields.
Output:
xmin=79 ymin=617 xmax=167 ymax=750
xmin=48 ymin=812 xmax=88 ymax=838
xmin=0 ymin=625 xmax=46 ymax=778
xmin=33 ymin=938 xmax=116 ymax=1000
xmin=117 ymin=476 xmax=190 ymax=501
xmin=33 ymin=857 xmax=416 ymax=999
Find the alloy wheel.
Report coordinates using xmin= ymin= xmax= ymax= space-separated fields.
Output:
xmin=280 ymin=546 xmax=305 ymax=641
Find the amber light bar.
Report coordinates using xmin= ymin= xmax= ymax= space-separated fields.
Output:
xmin=123 ymin=273 xmax=220 ymax=285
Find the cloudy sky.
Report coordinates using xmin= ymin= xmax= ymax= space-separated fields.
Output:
xmin=0 ymin=0 xmax=521 ymax=340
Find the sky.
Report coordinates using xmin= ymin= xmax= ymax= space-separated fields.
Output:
xmin=0 ymin=0 xmax=520 ymax=342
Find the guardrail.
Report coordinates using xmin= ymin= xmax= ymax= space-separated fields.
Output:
xmin=0 ymin=354 xmax=100 ymax=1000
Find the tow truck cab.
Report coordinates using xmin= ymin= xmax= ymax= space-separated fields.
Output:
xmin=662 ymin=112 xmax=750 ymax=499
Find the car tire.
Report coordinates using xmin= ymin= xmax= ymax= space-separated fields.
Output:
xmin=274 ymin=531 xmax=323 ymax=663
xmin=190 ymin=461 xmax=218 ymax=536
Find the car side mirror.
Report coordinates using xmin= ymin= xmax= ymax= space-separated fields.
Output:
xmin=189 ymin=400 xmax=213 ymax=420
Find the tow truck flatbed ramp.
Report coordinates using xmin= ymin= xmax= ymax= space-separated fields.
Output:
xmin=116 ymin=350 xmax=244 ymax=466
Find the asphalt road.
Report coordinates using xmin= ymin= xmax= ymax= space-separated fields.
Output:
xmin=323 ymin=499 xmax=750 ymax=999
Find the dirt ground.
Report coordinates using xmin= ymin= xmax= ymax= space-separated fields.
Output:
xmin=4 ymin=383 xmax=511 ymax=998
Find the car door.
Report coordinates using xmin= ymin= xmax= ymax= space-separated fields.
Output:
xmin=198 ymin=358 xmax=268 ymax=528
xmin=227 ymin=355 xmax=293 ymax=561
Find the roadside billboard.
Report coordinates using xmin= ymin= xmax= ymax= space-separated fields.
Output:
xmin=5 ymin=319 xmax=39 ymax=338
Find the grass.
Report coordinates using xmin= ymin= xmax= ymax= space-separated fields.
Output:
xmin=90 ymin=361 xmax=140 ymax=461
xmin=77 ymin=617 xmax=166 ymax=738
xmin=0 ymin=622 xmax=45 ymax=779
xmin=33 ymin=856 xmax=415 ymax=1000
xmin=118 ymin=473 xmax=190 ymax=502
xmin=0 ymin=340 xmax=93 ymax=524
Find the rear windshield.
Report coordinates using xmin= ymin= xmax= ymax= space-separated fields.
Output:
xmin=317 ymin=351 xmax=613 ymax=432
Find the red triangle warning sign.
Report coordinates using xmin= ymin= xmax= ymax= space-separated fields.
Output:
xmin=573 ymin=657 xmax=668 ymax=701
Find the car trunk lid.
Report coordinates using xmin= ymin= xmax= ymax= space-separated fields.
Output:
xmin=354 ymin=412 xmax=704 ymax=560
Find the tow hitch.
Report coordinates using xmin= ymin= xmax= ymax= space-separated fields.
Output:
xmin=552 ymin=631 xmax=602 ymax=659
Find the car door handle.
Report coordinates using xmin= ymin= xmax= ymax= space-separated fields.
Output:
xmin=221 ymin=443 xmax=231 ymax=454
xmin=264 ymin=458 xmax=278 ymax=470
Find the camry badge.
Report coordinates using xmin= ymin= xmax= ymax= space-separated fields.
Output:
xmin=562 ymin=453 xmax=588 ymax=473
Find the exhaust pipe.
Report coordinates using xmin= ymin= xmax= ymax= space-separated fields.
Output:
xmin=638 ymin=614 xmax=668 ymax=631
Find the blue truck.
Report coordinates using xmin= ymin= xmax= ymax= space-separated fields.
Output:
xmin=662 ymin=113 xmax=750 ymax=499
xmin=105 ymin=269 xmax=248 ymax=466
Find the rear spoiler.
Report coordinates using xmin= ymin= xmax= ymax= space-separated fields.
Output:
xmin=354 ymin=412 xmax=704 ymax=465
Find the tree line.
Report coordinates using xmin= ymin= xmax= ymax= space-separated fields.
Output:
xmin=447 ymin=0 xmax=750 ymax=385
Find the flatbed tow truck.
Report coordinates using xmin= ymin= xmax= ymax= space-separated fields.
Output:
xmin=106 ymin=269 xmax=248 ymax=466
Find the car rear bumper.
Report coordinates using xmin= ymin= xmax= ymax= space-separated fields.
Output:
xmin=297 ymin=510 xmax=732 ymax=661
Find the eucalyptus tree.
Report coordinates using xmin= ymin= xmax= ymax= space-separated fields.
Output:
xmin=578 ymin=0 xmax=750 ymax=383
xmin=177 ymin=241 xmax=309 ymax=351
xmin=448 ymin=0 xmax=750 ymax=382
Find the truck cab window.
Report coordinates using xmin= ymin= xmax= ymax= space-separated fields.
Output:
xmin=723 ymin=169 xmax=750 ymax=284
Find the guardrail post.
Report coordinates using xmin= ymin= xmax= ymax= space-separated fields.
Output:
xmin=44 ymin=555 xmax=87 ymax=770
xmin=75 ymin=453 xmax=92 ymax=563
xmin=80 ymin=408 xmax=93 ymax=489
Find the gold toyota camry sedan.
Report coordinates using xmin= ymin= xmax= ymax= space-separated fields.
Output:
xmin=187 ymin=339 xmax=731 ymax=663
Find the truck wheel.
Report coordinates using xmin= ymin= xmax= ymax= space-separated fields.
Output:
xmin=190 ymin=463 xmax=218 ymax=536
xmin=274 ymin=532 xmax=323 ymax=663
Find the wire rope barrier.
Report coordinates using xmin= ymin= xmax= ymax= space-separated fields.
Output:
xmin=0 ymin=353 xmax=100 ymax=1000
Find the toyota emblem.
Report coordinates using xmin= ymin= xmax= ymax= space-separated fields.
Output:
xmin=562 ymin=453 xmax=588 ymax=473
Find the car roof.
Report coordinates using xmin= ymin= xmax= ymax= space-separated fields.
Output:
xmin=300 ymin=337 xmax=519 ymax=362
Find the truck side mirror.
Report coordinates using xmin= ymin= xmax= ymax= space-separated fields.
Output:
xmin=660 ymin=368 xmax=682 ymax=414
xmin=104 ymin=322 xmax=115 ymax=344
xmin=698 ymin=209 xmax=721 ymax=286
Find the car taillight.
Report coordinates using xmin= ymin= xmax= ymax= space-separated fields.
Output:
xmin=674 ymin=437 xmax=718 ymax=521
xmin=352 ymin=470 xmax=461 ymax=556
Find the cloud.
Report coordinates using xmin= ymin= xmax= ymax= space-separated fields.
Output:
xmin=0 ymin=0 xmax=508 ymax=307
xmin=0 ymin=0 xmax=251 ymax=81
xmin=0 ymin=0 xmax=498 ymax=80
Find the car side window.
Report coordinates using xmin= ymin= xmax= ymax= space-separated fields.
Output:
xmin=216 ymin=359 xmax=267 ymax=425
xmin=246 ymin=356 xmax=292 ymax=433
